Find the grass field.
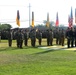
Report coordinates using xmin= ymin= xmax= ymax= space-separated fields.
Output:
xmin=0 ymin=39 xmax=76 ymax=75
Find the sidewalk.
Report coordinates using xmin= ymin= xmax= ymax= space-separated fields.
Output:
xmin=38 ymin=45 xmax=76 ymax=50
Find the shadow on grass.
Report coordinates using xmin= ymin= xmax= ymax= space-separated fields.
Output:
xmin=34 ymin=47 xmax=69 ymax=55
xmin=0 ymin=45 xmax=39 ymax=52
xmin=0 ymin=47 xmax=19 ymax=52
xmin=0 ymin=46 xmax=30 ymax=52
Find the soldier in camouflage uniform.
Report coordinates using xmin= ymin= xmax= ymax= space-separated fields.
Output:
xmin=15 ymin=29 xmax=23 ymax=48
xmin=55 ymin=28 xmax=59 ymax=45
xmin=71 ymin=28 xmax=75 ymax=47
xmin=59 ymin=30 xmax=62 ymax=45
xmin=66 ymin=27 xmax=73 ymax=48
xmin=49 ymin=29 xmax=53 ymax=46
xmin=46 ymin=29 xmax=50 ymax=46
xmin=29 ymin=29 xmax=36 ymax=47
xmin=18 ymin=30 xmax=24 ymax=48
xmin=61 ymin=29 xmax=65 ymax=46
xmin=74 ymin=28 xmax=76 ymax=47
xmin=36 ymin=29 xmax=42 ymax=46
xmin=15 ymin=29 xmax=20 ymax=48
xmin=24 ymin=30 xmax=29 ymax=46
xmin=0 ymin=30 xmax=1 ymax=42
xmin=7 ymin=29 xmax=13 ymax=47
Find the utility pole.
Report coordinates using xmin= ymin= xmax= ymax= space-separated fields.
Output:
xmin=29 ymin=3 xmax=31 ymax=27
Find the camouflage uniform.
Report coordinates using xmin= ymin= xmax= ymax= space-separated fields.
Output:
xmin=59 ymin=30 xmax=62 ymax=45
xmin=29 ymin=29 xmax=36 ymax=47
xmin=15 ymin=29 xmax=23 ymax=48
xmin=71 ymin=28 xmax=75 ymax=47
xmin=74 ymin=28 xmax=76 ymax=47
xmin=15 ymin=29 xmax=20 ymax=48
xmin=0 ymin=31 xmax=1 ymax=42
xmin=49 ymin=29 xmax=53 ymax=46
xmin=66 ymin=28 xmax=73 ymax=48
xmin=18 ymin=30 xmax=24 ymax=48
xmin=61 ymin=29 xmax=65 ymax=46
xmin=55 ymin=29 xmax=59 ymax=45
xmin=24 ymin=30 xmax=29 ymax=46
xmin=7 ymin=29 xmax=13 ymax=47
xmin=46 ymin=29 xmax=50 ymax=46
xmin=36 ymin=30 xmax=42 ymax=46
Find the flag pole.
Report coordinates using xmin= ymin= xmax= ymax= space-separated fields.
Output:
xmin=29 ymin=3 xmax=31 ymax=28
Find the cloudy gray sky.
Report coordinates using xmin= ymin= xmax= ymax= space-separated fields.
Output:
xmin=0 ymin=0 xmax=76 ymax=28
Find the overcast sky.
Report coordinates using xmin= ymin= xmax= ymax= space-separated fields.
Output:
xmin=0 ymin=0 xmax=76 ymax=28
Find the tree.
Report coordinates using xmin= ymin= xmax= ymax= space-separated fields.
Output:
xmin=0 ymin=24 xmax=12 ymax=30
xmin=43 ymin=20 xmax=55 ymax=30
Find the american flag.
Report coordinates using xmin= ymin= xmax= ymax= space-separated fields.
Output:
xmin=56 ymin=12 xmax=59 ymax=27
xmin=69 ymin=7 xmax=73 ymax=28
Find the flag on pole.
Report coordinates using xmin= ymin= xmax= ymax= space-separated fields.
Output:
xmin=69 ymin=7 xmax=73 ymax=28
xmin=46 ymin=13 xmax=49 ymax=27
xmin=75 ymin=8 xmax=76 ymax=23
xmin=56 ymin=12 xmax=59 ymax=27
xmin=31 ymin=11 xmax=34 ymax=28
xmin=16 ymin=10 xmax=20 ymax=27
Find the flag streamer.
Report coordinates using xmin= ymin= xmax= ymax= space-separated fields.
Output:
xmin=31 ymin=12 xmax=34 ymax=28
xmin=46 ymin=13 xmax=49 ymax=27
xmin=16 ymin=10 xmax=20 ymax=27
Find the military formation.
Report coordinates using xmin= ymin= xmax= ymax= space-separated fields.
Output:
xmin=0 ymin=27 xmax=76 ymax=48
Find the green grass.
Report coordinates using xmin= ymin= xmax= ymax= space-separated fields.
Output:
xmin=0 ymin=39 xmax=76 ymax=75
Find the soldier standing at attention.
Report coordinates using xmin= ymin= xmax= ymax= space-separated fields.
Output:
xmin=7 ymin=29 xmax=13 ymax=47
xmin=36 ymin=29 xmax=42 ymax=46
xmin=55 ymin=28 xmax=59 ymax=45
xmin=0 ymin=30 xmax=1 ymax=42
xmin=74 ymin=28 xmax=76 ymax=47
xmin=49 ymin=29 xmax=53 ymax=46
xmin=16 ymin=29 xmax=23 ymax=48
xmin=24 ymin=29 xmax=29 ymax=46
xmin=46 ymin=29 xmax=50 ymax=46
xmin=15 ymin=29 xmax=20 ymax=48
xmin=70 ymin=28 xmax=75 ymax=47
xmin=61 ymin=29 xmax=65 ymax=46
xmin=59 ymin=29 xmax=62 ymax=45
xmin=19 ymin=30 xmax=24 ymax=48
xmin=66 ymin=27 xmax=72 ymax=48
xmin=29 ymin=29 xmax=36 ymax=47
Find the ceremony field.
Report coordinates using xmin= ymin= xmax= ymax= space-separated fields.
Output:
xmin=0 ymin=39 xmax=76 ymax=75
